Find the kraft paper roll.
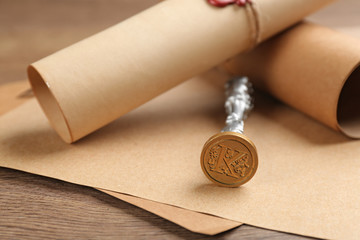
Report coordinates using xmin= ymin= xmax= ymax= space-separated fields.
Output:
xmin=225 ymin=22 xmax=360 ymax=138
xmin=27 ymin=0 xmax=334 ymax=143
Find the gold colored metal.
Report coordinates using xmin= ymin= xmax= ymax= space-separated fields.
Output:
xmin=201 ymin=132 xmax=258 ymax=187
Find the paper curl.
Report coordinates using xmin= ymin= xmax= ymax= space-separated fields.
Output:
xmin=28 ymin=0 xmax=334 ymax=143
xmin=225 ymin=22 xmax=360 ymax=138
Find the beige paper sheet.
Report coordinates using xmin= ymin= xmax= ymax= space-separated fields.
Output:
xmin=0 ymin=81 xmax=242 ymax=235
xmin=225 ymin=22 xmax=360 ymax=138
xmin=1 ymin=73 xmax=360 ymax=239
xmin=102 ymin=190 xmax=241 ymax=235
xmin=27 ymin=0 xmax=334 ymax=143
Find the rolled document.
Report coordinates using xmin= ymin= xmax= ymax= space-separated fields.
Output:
xmin=28 ymin=0 xmax=334 ymax=143
xmin=225 ymin=22 xmax=360 ymax=138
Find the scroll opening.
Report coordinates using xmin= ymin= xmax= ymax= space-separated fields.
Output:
xmin=27 ymin=65 xmax=73 ymax=143
xmin=337 ymin=64 xmax=360 ymax=138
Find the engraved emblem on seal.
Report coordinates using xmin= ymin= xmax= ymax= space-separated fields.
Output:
xmin=201 ymin=132 xmax=258 ymax=187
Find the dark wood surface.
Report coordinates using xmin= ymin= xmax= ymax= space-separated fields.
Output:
xmin=0 ymin=168 xmax=314 ymax=240
xmin=0 ymin=1 xmax=316 ymax=239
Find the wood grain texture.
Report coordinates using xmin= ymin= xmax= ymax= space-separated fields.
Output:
xmin=0 ymin=168 xmax=314 ymax=240
xmin=0 ymin=0 xmax=319 ymax=239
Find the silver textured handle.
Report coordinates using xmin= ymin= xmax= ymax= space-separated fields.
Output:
xmin=221 ymin=76 xmax=254 ymax=134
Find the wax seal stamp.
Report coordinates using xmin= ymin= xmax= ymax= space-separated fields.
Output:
xmin=201 ymin=77 xmax=258 ymax=187
xmin=207 ymin=0 xmax=252 ymax=7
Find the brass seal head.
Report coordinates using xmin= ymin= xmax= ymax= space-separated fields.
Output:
xmin=201 ymin=132 xmax=258 ymax=187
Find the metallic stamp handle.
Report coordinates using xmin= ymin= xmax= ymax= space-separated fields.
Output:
xmin=221 ymin=77 xmax=254 ymax=134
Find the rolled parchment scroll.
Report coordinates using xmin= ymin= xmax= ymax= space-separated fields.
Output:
xmin=28 ymin=0 xmax=334 ymax=143
xmin=225 ymin=22 xmax=360 ymax=138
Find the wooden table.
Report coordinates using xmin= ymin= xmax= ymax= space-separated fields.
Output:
xmin=0 ymin=1 xmax=317 ymax=239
